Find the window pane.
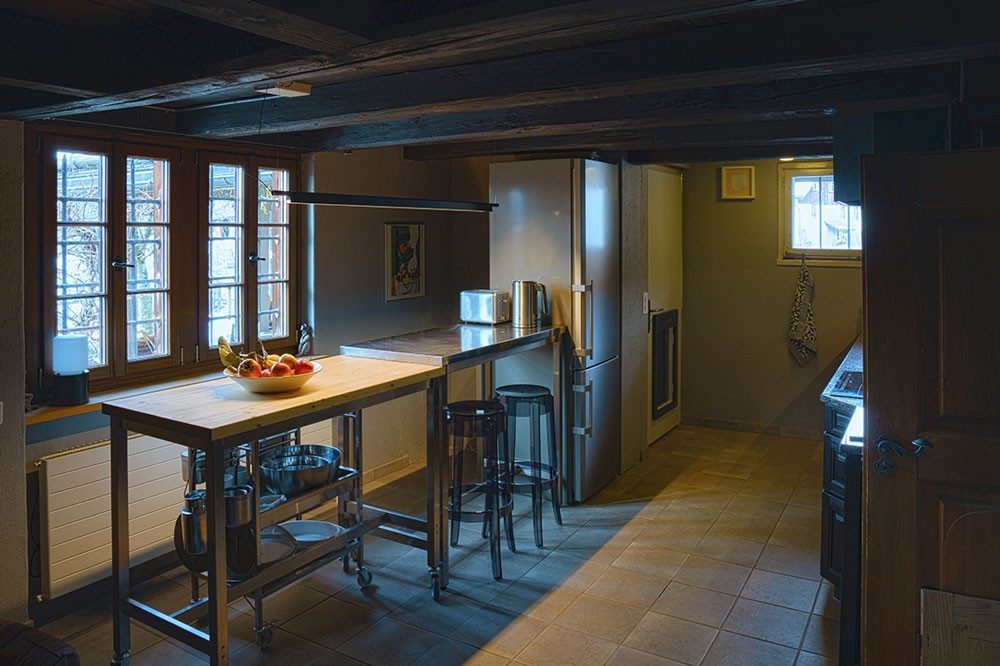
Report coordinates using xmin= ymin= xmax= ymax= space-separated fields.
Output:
xmin=127 ymin=292 xmax=168 ymax=360
xmin=57 ymin=296 xmax=105 ymax=366
xmin=57 ymin=151 xmax=106 ymax=223
xmin=126 ymin=156 xmax=168 ymax=224
xmin=56 ymin=225 xmax=105 ymax=297
xmin=258 ymin=168 xmax=289 ymax=225
xmin=256 ymin=225 xmax=287 ymax=281
xmin=209 ymin=226 xmax=242 ymax=285
xmin=126 ymin=225 xmax=168 ymax=291
xmin=258 ymin=282 xmax=287 ymax=340
xmin=209 ymin=286 xmax=242 ymax=344
xmin=789 ymin=172 xmax=862 ymax=253
xmin=791 ymin=176 xmax=821 ymax=250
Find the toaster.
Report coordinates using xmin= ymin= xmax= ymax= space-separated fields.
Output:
xmin=460 ymin=289 xmax=511 ymax=324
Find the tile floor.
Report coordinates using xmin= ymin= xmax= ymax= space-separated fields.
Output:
xmin=47 ymin=425 xmax=840 ymax=665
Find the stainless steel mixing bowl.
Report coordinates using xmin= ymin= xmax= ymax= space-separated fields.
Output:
xmin=259 ymin=445 xmax=341 ymax=497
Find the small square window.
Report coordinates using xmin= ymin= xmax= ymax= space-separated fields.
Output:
xmin=779 ymin=160 xmax=862 ymax=267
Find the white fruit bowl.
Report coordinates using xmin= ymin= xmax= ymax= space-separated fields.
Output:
xmin=223 ymin=362 xmax=322 ymax=394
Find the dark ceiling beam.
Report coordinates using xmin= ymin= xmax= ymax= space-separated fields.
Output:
xmin=305 ymin=65 xmax=958 ymax=151
xmin=5 ymin=0 xmax=807 ymax=120
xmin=628 ymin=143 xmax=835 ymax=164
xmin=0 ymin=76 xmax=101 ymax=99
xmin=402 ymin=118 xmax=834 ymax=160
xmin=173 ymin=0 xmax=1000 ymax=139
xmin=143 ymin=0 xmax=369 ymax=53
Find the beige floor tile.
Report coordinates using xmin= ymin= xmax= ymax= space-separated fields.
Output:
xmin=412 ymin=637 xmax=509 ymax=665
xmin=282 ymin=596 xmax=384 ymax=650
xmin=490 ymin=577 xmax=577 ymax=621
xmin=686 ymin=471 xmax=745 ymax=494
xmin=585 ymin=566 xmax=670 ymax=609
xmin=740 ymin=569 xmax=820 ymax=612
xmin=634 ymin=522 xmax=709 ymax=554
xmin=651 ymin=581 xmax=736 ymax=628
xmin=623 ymin=611 xmax=718 ymax=665
xmin=516 ymin=624 xmax=618 ymax=666
xmin=812 ymin=583 xmax=841 ymax=619
xmin=722 ymin=495 xmax=787 ymax=522
xmin=611 ymin=543 xmax=689 ymax=580
xmin=738 ymin=476 xmax=795 ymax=502
xmin=801 ymin=613 xmax=840 ymax=658
xmin=389 ymin=582 xmax=486 ymax=636
xmin=668 ymin=489 xmax=734 ymax=513
xmin=701 ymin=630 xmax=797 ymax=666
xmin=708 ymin=512 xmax=776 ymax=543
xmin=130 ymin=639 xmax=207 ymax=666
xmin=232 ymin=583 xmax=328 ymax=626
xmin=722 ymin=598 xmax=809 ymax=648
xmin=69 ymin=618 xmax=162 ymax=666
xmin=334 ymin=568 xmax=425 ymax=614
xmin=694 ymin=534 xmax=764 ymax=568
xmin=452 ymin=603 xmax=547 ymax=658
xmin=672 ymin=555 xmax=751 ymax=596
xmin=338 ymin=616 xmax=442 ymax=664
xmin=778 ymin=504 xmax=822 ymax=529
xmin=608 ymin=645 xmax=686 ymax=665
xmin=558 ymin=526 xmax=632 ymax=564
xmin=769 ymin=521 xmax=821 ymax=552
xmin=228 ymin=626 xmax=339 ymax=665
xmin=553 ymin=593 xmax=647 ymax=643
xmin=795 ymin=650 xmax=838 ymax=666
xmin=756 ymin=544 xmax=821 ymax=581
xmin=700 ymin=461 xmax=757 ymax=480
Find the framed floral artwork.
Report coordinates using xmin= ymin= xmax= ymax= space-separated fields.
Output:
xmin=720 ymin=165 xmax=756 ymax=199
xmin=385 ymin=223 xmax=424 ymax=301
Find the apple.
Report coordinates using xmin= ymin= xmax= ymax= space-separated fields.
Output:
xmin=293 ymin=358 xmax=315 ymax=375
xmin=237 ymin=358 xmax=262 ymax=378
xmin=278 ymin=353 xmax=297 ymax=367
xmin=270 ymin=362 xmax=292 ymax=377
xmin=260 ymin=368 xmax=272 ymax=377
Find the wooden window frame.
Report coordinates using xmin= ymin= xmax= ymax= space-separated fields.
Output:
xmin=777 ymin=160 xmax=862 ymax=268
xmin=25 ymin=124 xmax=302 ymax=395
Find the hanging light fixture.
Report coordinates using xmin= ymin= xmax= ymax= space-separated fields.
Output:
xmin=272 ymin=190 xmax=498 ymax=213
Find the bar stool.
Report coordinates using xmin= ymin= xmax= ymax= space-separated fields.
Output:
xmin=494 ymin=384 xmax=563 ymax=548
xmin=446 ymin=400 xmax=516 ymax=580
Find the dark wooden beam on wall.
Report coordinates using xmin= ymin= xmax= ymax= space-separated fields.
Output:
xmin=5 ymin=0 xmax=808 ymax=120
xmin=627 ymin=142 xmax=834 ymax=164
xmin=144 ymin=0 xmax=369 ymax=53
xmin=402 ymin=118 xmax=834 ymax=160
xmin=304 ymin=65 xmax=958 ymax=151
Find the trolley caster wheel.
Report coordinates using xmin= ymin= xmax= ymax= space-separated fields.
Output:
xmin=357 ymin=566 xmax=373 ymax=588
xmin=429 ymin=571 xmax=441 ymax=601
xmin=110 ymin=653 xmax=130 ymax=666
xmin=255 ymin=627 xmax=273 ymax=649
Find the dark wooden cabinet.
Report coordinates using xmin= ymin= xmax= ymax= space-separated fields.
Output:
xmin=820 ymin=490 xmax=846 ymax=589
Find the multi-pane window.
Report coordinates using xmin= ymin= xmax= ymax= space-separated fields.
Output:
xmin=779 ymin=161 xmax=862 ymax=264
xmin=257 ymin=168 xmax=289 ymax=340
xmin=125 ymin=156 xmax=170 ymax=360
xmin=208 ymin=163 xmax=245 ymax=346
xmin=55 ymin=151 xmax=107 ymax=367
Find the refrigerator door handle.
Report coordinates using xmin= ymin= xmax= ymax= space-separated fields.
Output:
xmin=571 ymin=281 xmax=594 ymax=358
xmin=571 ymin=380 xmax=594 ymax=436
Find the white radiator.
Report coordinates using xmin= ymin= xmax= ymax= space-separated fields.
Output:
xmin=38 ymin=435 xmax=186 ymax=600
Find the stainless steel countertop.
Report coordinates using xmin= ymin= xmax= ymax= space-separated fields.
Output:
xmin=340 ymin=323 xmax=564 ymax=367
xmin=821 ymin=338 xmax=864 ymax=411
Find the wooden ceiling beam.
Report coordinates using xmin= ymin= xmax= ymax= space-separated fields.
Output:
xmin=143 ymin=1 xmax=369 ymax=53
xmin=171 ymin=0 xmax=1000 ymax=139
xmin=4 ymin=0 xmax=807 ymax=119
xmin=628 ymin=142 xmax=835 ymax=163
xmin=402 ymin=118 xmax=835 ymax=160
xmin=304 ymin=65 xmax=958 ymax=151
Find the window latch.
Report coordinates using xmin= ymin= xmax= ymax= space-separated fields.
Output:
xmin=248 ymin=252 xmax=265 ymax=265
xmin=111 ymin=257 xmax=134 ymax=270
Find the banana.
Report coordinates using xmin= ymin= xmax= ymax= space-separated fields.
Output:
xmin=217 ymin=336 xmax=242 ymax=370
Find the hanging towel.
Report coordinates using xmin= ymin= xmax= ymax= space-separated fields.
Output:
xmin=788 ymin=262 xmax=818 ymax=366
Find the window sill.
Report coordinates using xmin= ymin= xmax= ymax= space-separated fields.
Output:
xmin=26 ymin=369 xmax=222 ymax=426
xmin=777 ymin=256 xmax=861 ymax=268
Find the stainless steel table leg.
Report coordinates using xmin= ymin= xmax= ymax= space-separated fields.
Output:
xmin=426 ymin=375 xmax=449 ymax=598
xmin=205 ymin=444 xmax=229 ymax=665
xmin=110 ymin=417 xmax=131 ymax=666
xmin=552 ymin=332 xmax=566 ymax=505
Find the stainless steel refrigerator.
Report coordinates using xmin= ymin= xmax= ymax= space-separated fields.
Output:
xmin=490 ymin=159 xmax=620 ymax=502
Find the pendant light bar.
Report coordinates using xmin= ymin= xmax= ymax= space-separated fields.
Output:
xmin=272 ymin=191 xmax=498 ymax=213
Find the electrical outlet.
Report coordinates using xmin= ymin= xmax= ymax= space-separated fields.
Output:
xmin=642 ymin=292 xmax=650 ymax=315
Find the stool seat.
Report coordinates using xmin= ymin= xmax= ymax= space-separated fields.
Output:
xmin=446 ymin=400 xmax=507 ymax=438
xmin=495 ymin=384 xmax=550 ymax=399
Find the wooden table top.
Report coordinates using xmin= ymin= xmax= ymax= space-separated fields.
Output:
xmin=102 ymin=356 xmax=443 ymax=442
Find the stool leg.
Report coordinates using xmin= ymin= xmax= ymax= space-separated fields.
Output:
xmin=486 ymin=437 xmax=503 ymax=580
xmin=547 ymin=397 xmax=563 ymax=526
xmin=450 ymin=437 xmax=463 ymax=548
xmin=530 ymin=402 xmax=544 ymax=548
xmin=502 ymin=427 xmax=517 ymax=553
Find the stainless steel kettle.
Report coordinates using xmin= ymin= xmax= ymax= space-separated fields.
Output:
xmin=511 ymin=280 xmax=547 ymax=328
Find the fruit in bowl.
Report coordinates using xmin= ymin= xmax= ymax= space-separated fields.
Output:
xmin=219 ymin=338 xmax=321 ymax=394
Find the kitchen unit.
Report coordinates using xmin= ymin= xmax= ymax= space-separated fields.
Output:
xmin=820 ymin=339 xmax=863 ymax=666
xmin=489 ymin=159 xmax=621 ymax=502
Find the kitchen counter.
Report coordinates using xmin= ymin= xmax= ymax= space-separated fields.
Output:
xmin=820 ymin=338 xmax=864 ymax=411
xmin=340 ymin=323 xmax=565 ymax=369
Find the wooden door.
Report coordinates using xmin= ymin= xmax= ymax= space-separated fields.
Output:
xmin=863 ymin=149 xmax=1000 ymax=664
xmin=921 ymin=589 xmax=1000 ymax=664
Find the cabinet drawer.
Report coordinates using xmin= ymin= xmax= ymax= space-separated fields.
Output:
xmin=824 ymin=406 xmax=854 ymax=439
xmin=823 ymin=433 xmax=848 ymax=499
xmin=821 ymin=490 xmax=845 ymax=589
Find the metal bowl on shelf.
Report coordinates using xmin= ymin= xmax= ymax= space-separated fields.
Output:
xmin=259 ymin=444 xmax=341 ymax=497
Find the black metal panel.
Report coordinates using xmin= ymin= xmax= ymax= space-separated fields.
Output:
xmin=273 ymin=190 xmax=497 ymax=213
xmin=651 ymin=308 xmax=678 ymax=420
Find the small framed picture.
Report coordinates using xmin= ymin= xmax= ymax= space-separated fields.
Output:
xmin=385 ymin=222 xmax=425 ymax=301
xmin=720 ymin=165 xmax=756 ymax=200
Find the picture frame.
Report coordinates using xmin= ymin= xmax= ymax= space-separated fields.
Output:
xmin=384 ymin=222 xmax=425 ymax=301
xmin=720 ymin=165 xmax=756 ymax=200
